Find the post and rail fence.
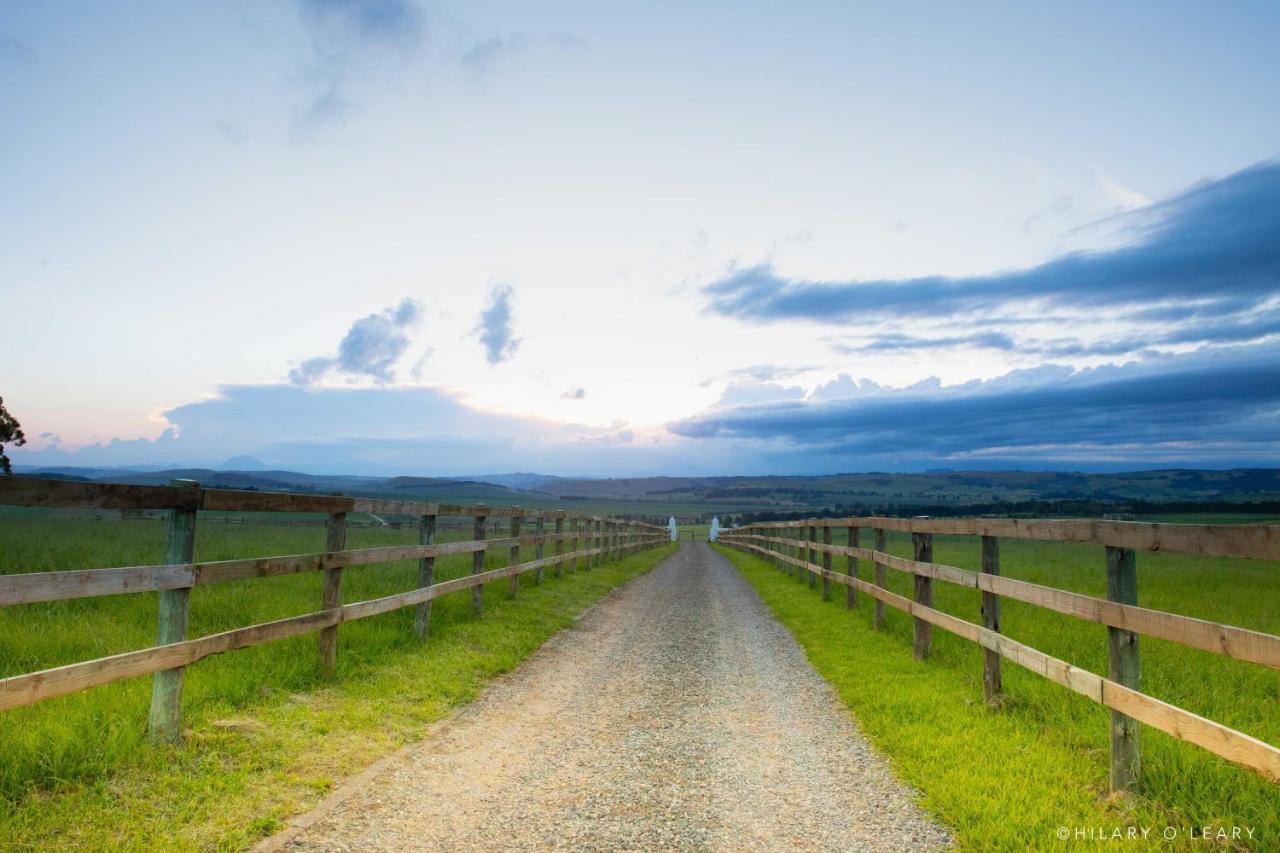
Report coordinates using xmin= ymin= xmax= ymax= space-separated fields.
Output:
xmin=719 ymin=515 xmax=1280 ymax=792
xmin=0 ymin=476 xmax=667 ymax=743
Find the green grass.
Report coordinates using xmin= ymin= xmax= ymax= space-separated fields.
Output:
xmin=1134 ymin=513 xmax=1280 ymax=525
xmin=715 ymin=536 xmax=1279 ymax=851
xmin=0 ymin=512 xmax=675 ymax=849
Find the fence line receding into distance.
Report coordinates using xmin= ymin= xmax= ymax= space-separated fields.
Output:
xmin=719 ymin=516 xmax=1280 ymax=792
xmin=0 ymin=476 xmax=667 ymax=743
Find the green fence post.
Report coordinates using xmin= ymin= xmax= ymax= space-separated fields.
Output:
xmin=148 ymin=478 xmax=198 ymax=745
xmin=414 ymin=511 xmax=436 ymax=640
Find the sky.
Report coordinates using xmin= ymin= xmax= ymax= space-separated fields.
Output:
xmin=2 ymin=1 xmax=1278 ymax=476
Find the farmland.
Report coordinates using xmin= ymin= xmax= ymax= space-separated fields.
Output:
xmin=17 ymin=465 xmax=1280 ymax=521
xmin=716 ymin=528 xmax=1280 ymax=849
xmin=0 ymin=510 xmax=676 ymax=848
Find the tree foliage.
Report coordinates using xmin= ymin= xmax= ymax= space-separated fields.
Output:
xmin=0 ymin=397 xmax=25 ymax=476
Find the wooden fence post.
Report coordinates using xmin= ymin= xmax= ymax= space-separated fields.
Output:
xmin=873 ymin=528 xmax=887 ymax=629
xmin=821 ymin=525 xmax=832 ymax=601
xmin=554 ymin=516 xmax=564 ymax=578
xmin=472 ymin=515 xmax=487 ymax=615
xmin=980 ymin=535 xmax=1002 ymax=703
xmin=535 ymin=515 xmax=546 ymax=585
xmin=1107 ymin=545 xmax=1142 ymax=792
xmin=912 ymin=531 xmax=934 ymax=659
xmin=783 ymin=525 xmax=793 ymax=578
xmin=148 ymin=478 xmax=197 ymax=744
xmin=414 ymin=511 xmax=436 ymax=640
xmin=318 ymin=509 xmax=347 ymax=677
xmin=572 ymin=518 xmax=580 ymax=572
xmin=807 ymin=525 xmax=817 ymax=589
xmin=846 ymin=525 xmax=858 ymax=609
xmin=509 ymin=515 xmax=522 ymax=598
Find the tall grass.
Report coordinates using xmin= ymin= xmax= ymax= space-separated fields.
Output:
xmin=718 ymin=533 xmax=1279 ymax=849
xmin=0 ymin=510 xmax=674 ymax=847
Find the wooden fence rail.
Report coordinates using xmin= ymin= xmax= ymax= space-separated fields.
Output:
xmin=0 ymin=476 xmax=667 ymax=743
xmin=719 ymin=517 xmax=1280 ymax=790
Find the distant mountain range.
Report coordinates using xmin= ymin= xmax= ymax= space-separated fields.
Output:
xmin=12 ymin=466 xmax=1280 ymax=513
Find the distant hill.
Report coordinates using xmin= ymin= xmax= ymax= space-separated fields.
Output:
xmin=528 ymin=469 xmax=1280 ymax=509
xmin=468 ymin=472 xmax=564 ymax=493
xmin=13 ymin=465 xmax=1280 ymax=514
xmin=218 ymin=456 xmax=270 ymax=471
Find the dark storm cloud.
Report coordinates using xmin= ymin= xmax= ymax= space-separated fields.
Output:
xmin=702 ymin=161 xmax=1280 ymax=326
xmin=668 ymin=343 xmax=1280 ymax=459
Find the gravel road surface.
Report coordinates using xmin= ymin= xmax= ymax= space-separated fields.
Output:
xmin=271 ymin=542 xmax=951 ymax=851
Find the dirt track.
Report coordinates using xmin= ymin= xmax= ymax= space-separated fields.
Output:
xmin=271 ymin=542 xmax=950 ymax=851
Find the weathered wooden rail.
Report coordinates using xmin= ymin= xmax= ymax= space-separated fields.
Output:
xmin=719 ymin=516 xmax=1280 ymax=790
xmin=0 ymin=476 xmax=667 ymax=742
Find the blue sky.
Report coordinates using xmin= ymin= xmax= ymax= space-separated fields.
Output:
xmin=2 ymin=1 xmax=1278 ymax=475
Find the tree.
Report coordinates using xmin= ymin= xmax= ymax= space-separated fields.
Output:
xmin=0 ymin=397 xmax=25 ymax=476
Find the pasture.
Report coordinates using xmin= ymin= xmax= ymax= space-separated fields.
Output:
xmin=717 ymin=528 xmax=1280 ymax=849
xmin=0 ymin=509 xmax=676 ymax=848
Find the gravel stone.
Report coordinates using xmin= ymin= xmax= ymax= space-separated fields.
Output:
xmin=276 ymin=543 xmax=952 ymax=851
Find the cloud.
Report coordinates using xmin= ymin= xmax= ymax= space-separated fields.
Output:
xmin=808 ymin=375 xmax=883 ymax=402
xmin=668 ymin=342 xmax=1280 ymax=466
xmin=836 ymin=305 xmax=1280 ymax=358
xmin=15 ymin=343 xmax=1280 ymax=475
xmin=9 ymin=384 xmax=728 ymax=476
xmin=728 ymin=364 xmax=821 ymax=382
xmin=714 ymin=382 xmax=805 ymax=408
xmin=292 ymin=0 xmax=424 ymax=133
xmin=298 ymin=0 xmax=424 ymax=43
xmin=562 ymin=388 xmax=586 ymax=400
xmin=1089 ymin=161 xmax=1152 ymax=210
xmin=702 ymin=160 xmax=1280 ymax=338
xmin=460 ymin=32 xmax=587 ymax=80
xmin=289 ymin=298 xmax=422 ymax=385
xmin=475 ymin=285 xmax=520 ymax=365
xmin=834 ymin=332 xmax=1017 ymax=354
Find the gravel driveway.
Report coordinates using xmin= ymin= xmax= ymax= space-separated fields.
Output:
xmin=268 ymin=543 xmax=951 ymax=851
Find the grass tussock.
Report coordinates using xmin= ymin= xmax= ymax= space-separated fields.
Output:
xmin=0 ymin=513 xmax=674 ymax=849
xmin=716 ymin=536 xmax=1279 ymax=852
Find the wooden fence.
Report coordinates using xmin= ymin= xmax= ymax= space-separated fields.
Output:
xmin=719 ymin=516 xmax=1280 ymax=791
xmin=0 ymin=476 xmax=667 ymax=743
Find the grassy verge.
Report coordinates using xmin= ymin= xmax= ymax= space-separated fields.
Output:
xmin=715 ymin=541 xmax=1278 ymax=851
xmin=0 ymin=513 xmax=675 ymax=850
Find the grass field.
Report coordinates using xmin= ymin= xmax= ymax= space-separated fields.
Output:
xmin=0 ymin=511 xmax=676 ymax=849
xmin=716 ymin=533 xmax=1279 ymax=850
